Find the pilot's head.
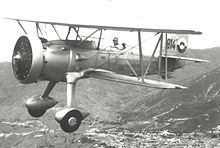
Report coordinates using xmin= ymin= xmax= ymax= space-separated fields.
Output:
xmin=113 ymin=37 xmax=119 ymax=46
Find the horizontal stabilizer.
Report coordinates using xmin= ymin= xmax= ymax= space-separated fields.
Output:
xmin=84 ymin=69 xmax=187 ymax=89
xmin=162 ymin=55 xmax=210 ymax=63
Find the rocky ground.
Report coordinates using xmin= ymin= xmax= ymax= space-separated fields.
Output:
xmin=1 ymin=114 xmax=220 ymax=148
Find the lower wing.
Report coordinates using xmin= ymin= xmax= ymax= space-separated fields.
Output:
xmin=162 ymin=55 xmax=210 ymax=63
xmin=84 ymin=69 xmax=187 ymax=89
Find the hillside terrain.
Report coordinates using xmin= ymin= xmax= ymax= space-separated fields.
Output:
xmin=0 ymin=47 xmax=220 ymax=147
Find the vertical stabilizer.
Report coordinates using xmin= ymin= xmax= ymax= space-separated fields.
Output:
xmin=164 ymin=34 xmax=188 ymax=56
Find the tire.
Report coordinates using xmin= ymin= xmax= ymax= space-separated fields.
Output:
xmin=60 ymin=110 xmax=82 ymax=133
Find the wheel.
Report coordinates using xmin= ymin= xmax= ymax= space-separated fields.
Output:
xmin=27 ymin=109 xmax=46 ymax=117
xmin=60 ymin=110 xmax=82 ymax=133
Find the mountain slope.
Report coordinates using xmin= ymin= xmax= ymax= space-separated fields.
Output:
xmin=154 ymin=66 xmax=220 ymax=132
xmin=117 ymin=47 xmax=220 ymax=132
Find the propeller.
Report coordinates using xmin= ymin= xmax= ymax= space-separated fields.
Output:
xmin=12 ymin=36 xmax=32 ymax=81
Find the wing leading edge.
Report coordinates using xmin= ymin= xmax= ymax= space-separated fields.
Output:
xmin=84 ymin=69 xmax=187 ymax=89
xmin=4 ymin=18 xmax=202 ymax=35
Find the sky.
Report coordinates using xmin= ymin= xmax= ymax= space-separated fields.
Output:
xmin=0 ymin=0 xmax=219 ymax=61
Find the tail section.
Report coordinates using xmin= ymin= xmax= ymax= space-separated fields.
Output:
xmin=162 ymin=33 xmax=209 ymax=62
xmin=163 ymin=34 xmax=188 ymax=56
xmin=160 ymin=34 xmax=209 ymax=79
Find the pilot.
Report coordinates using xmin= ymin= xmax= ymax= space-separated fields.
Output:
xmin=122 ymin=42 xmax=126 ymax=50
xmin=113 ymin=37 xmax=119 ymax=46
xmin=111 ymin=37 xmax=126 ymax=51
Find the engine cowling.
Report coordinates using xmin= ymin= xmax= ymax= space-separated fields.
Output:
xmin=12 ymin=35 xmax=44 ymax=84
xmin=12 ymin=35 xmax=71 ymax=83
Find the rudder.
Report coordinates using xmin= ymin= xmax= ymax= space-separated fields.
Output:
xmin=163 ymin=34 xmax=188 ymax=56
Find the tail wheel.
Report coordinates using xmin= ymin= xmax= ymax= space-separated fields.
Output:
xmin=60 ymin=110 xmax=82 ymax=133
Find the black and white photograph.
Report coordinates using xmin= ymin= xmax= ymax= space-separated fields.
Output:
xmin=0 ymin=0 xmax=220 ymax=147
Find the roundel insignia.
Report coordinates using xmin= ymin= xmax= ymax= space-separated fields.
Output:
xmin=177 ymin=38 xmax=187 ymax=53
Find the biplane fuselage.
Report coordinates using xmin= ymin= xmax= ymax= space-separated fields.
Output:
xmin=7 ymin=18 xmax=206 ymax=133
xmin=43 ymin=39 xmax=183 ymax=82
xmin=92 ymin=50 xmax=182 ymax=76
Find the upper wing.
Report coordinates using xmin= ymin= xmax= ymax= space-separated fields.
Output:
xmin=84 ymin=69 xmax=187 ymax=89
xmin=4 ymin=18 xmax=202 ymax=35
xmin=162 ymin=55 xmax=210 ymax=63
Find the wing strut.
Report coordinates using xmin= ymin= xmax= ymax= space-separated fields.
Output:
xmin=66 ymin=27 xmax=71 ymax=40
xmin=138 ymin=31 xmax=144 ymax=80
xmin=76 ymin=29 xmax=100 ymax=47
xmin=17 ymin=20 xmax=27 ymax=35
xmin=73 ymin=27 xmax=82 ymax=40
xmin=97 ymin=29 xmax=103 ymax=50
xmin=144 ymin=34 xmax=162 ymax=76
xmin=51 ymin=25 xmax=61 ymax=39
xmin=125 ymin=59 xmax=139 ymax=78
xmin=36 ymin=23 xmax=40 ymax=37
xmin=158 ymin=33 xmax=163 ymax=78
xmin=35 ymin=23 xmax=45 ymax=38
xmin=164 ymin=33 xmax=168 ymax=79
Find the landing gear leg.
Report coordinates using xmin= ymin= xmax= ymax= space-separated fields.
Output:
xmin=62 ymin=73 xmax=82 ymax=132
xmin=66 ymin=72 xmax=81 ymax=107
xmin=55 ymin=72 xmax=89 ymax=133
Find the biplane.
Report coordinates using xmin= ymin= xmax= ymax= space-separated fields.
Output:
xmin=5 ymin=18 xmax=208 ymax=133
